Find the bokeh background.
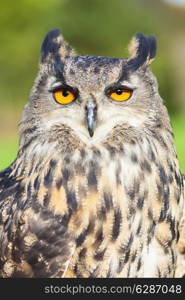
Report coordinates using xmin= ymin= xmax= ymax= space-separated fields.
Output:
xmin=0 ymin=0 xmax=185 ymax=171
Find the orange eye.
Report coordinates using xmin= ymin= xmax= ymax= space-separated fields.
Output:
xmin=53 ymin=88 xmax=76 ymax=104
xmin=108 ymin=87 xmax=133 ymax=102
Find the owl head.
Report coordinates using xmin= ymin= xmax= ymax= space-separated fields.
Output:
xmin=20 ymin=29 xmax=169 ymax=149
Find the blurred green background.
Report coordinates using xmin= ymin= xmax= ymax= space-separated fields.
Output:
xmin=0 ymin=0 xmax=185 ymax=172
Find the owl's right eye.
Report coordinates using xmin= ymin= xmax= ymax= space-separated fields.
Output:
xmin=108 ymin=87 xmax=133 ymax=102
xmin=52 ymin=87 xmax=77 ymax=104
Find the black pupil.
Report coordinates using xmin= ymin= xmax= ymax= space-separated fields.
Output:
xmin=116 ymin=89 xmax=123 ymax=95
xmin=62 ymin=90 xmax=70 ymax=97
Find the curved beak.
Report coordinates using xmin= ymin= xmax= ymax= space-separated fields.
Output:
xmin=86 ymin=101 xmax=97 ymax=137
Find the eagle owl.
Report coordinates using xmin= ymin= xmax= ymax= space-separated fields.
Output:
xmin=0 ymin=29 xmax=185 ymax=278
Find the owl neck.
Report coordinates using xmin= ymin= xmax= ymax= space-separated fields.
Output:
xmin=11 ymin=120 xmax=176 ymax=182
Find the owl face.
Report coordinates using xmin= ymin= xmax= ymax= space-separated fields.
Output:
xmin=22 ymin=30 xmax=161 ymax=146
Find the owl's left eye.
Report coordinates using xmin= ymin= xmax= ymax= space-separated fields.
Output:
xmin=53 ymin=87 xmax=76 ymax=104
xmin=108 ymin=87 xmax=133 ymax=102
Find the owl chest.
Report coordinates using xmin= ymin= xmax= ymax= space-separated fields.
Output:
xmin=57 ymin=148 xmax=178 ymax=277
xmin=33 ymin=144 xmax=180 ymax=277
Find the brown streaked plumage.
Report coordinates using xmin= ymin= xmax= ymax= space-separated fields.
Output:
xmin=0 ymin=29 xmax=185 ymax=278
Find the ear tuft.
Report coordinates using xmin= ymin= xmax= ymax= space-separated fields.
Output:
xmin=128 ymin=35 xmax=140 ymax=58
xmin=147 ymin=35 xmax=157 ymax=63
xmin=127 ymin=33 xmax=157 ymax=71
xmin=40 ymin=29 xmax=74 ymax=64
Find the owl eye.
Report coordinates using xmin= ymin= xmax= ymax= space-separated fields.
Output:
xmin=53 ymin=87 xmax=76 ymax=104
xmin=108 ymin=87 xmax=133 ymax=102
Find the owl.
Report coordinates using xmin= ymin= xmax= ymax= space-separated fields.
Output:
xmin=0 ymin=29 xmax=184 ymax=278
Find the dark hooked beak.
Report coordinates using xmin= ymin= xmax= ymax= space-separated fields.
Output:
xmin=86 ymin=101 xmax=97 ymax=137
